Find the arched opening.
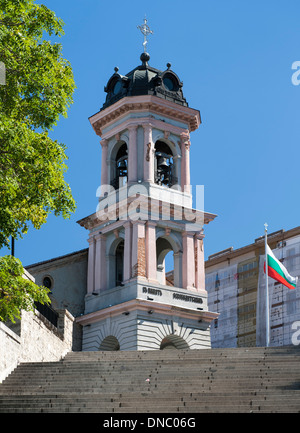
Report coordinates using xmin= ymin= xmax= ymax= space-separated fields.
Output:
xmin=99 ymin=336 xmax=120 ymax=351
xmin=156 ymin=237 xmax=174 ymax=286
xmin=115 ymin=239 xmax=124 ymax=287
xmin=110 ymin=142 xmax=128 ymax=189
xmin=160 ymin=335 xmax=189 ymax=350
xmin=154 ymin=140 xmax=174 ymax=188
xmin=107 ymin=237 xmax=125 ymax=289
xmin=164 ymin=251 xmax=174 ymax=286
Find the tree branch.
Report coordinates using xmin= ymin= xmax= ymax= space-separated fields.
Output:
xmin=0 ymin=19 xmax=25 ymax=27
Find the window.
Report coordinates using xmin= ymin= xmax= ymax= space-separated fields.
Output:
xmin=113 ymin=80 xmax=122 ymax=95
xmin=162 ymin=73 xmax=178 ymax=92
xmin=286 ymin=248 xmax=296 ymax=270
xmin=286 ymin=289 xmax=297 ymax=315
xmin=43 ymin=276 xmax=52 ymax=290
xmin=163 ymin=76 xmax=175 ymax=91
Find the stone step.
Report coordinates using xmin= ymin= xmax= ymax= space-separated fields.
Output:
xmin=2 ymin=377 xmax=298 ymax=389
xmin=6 ymin=369 xmax=298 ymax=380
xmin=0 ymin=400 xmax=299 ymax=412
xmin=1 ymin=385 xmax=298 ymax=397
xmin=62 ymin=349 xmax=300 ymax=362
xmin=0 ymin=391 xmax=297 ymax=404
xmin=1 ymin=381 xmax=299 ymax=392
xmin=5 ymin=362 xmax=300 ymax=374
xmin=62 ymin=354 xmax=300 ymax=364
xmin=2 ymin=370 xmax=299 ymax=381
xmin=5 ymin=366 xmax=300 ymax=376
xmin=1 ymin=402 xmax=299 ymax=414
xmin=13 ymin=358 xmax=300 ymax=367
xmin=1 ymin=401 xmax=296 ymax=412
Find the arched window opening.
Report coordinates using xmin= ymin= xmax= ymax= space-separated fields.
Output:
xmin=111 ymin=142 xmax=128 ymax=189
xmin=115 ymin=239 xmax=124 ymax=287
xmin=154 ymin=140 xmax=175 ymax=188
xmin=164 ymin=251 xmax=174 ymax=286
xmin=99 ymin=336 xmax=120 ymax=351
xmin=156 ymin=237 xmax=174 ymax=286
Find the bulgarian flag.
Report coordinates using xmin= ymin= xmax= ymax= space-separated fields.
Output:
xmin=264 ymin=244 xmax=298 ymax=290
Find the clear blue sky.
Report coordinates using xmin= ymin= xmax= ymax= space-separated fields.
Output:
xmin=2 ymin=0 xmax=300 ymax=266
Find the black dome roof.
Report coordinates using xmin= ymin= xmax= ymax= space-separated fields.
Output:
xmin=101 ymin=53 xmax=188 ymax=111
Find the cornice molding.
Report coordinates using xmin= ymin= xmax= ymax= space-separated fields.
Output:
xmin=76 ymin=298 xmax=218 ymax=326
xmin=89 ymin=95 xmax=201 ymax=136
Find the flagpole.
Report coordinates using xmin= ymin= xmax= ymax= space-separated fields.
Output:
xmin=264 ymin=223 xmax=270 ymax=347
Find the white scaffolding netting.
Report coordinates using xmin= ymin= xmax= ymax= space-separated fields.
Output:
xmin=206 ymin=264 xmax=238 ymax=348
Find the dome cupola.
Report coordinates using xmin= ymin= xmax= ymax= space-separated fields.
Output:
xmin=102 ymin=54 xmax=188 ymax=111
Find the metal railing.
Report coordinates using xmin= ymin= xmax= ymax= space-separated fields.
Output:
xmin=34 ymin=302 xmax=59 ymax=328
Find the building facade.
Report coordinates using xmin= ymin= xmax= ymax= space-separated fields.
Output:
xmin=205 ymin=226 xmax=300 ymax=348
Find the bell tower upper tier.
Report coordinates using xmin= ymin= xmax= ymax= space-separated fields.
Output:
xmin=88 ymin=53 xmax=201 ymax=207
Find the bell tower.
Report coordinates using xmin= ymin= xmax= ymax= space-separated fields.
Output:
xmin=77 ymin=23 xmax=218 ymax=351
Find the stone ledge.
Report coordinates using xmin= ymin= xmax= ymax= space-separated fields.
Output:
xmin=0 ymin=322 xmax=21 ymax=344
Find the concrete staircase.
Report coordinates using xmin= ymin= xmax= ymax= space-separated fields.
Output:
xmin=0 ymin=346 xmax=300 ymax=413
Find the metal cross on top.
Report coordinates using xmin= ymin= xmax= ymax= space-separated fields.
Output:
xmin=137 ymin=17 xmax=153 ymax=53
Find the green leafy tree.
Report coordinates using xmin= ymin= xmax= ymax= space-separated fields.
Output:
xmin=0 ymin=0 xmax=76 ymax=321
xmin=0 ymin=255 xmax=50 ymax=322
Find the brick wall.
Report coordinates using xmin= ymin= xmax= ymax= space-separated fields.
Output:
xmin=132 ymin=237 xmax=146 ymax=278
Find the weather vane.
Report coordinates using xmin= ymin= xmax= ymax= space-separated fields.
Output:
xmin=137 ymin=17 xmax=153 ymax=53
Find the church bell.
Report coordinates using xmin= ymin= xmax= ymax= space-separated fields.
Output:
xmin=117 ymin=159 xmax=127 ymax=170
xmin=157 ymin=156 xmax=169 ymax=170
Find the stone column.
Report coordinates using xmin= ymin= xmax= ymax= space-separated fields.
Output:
xmin=146 ymin=221 xmax=157 ymax=282
xmin=172 ymin=154 xmax=181 ymax=189
xmin=182 ymin=231 xmax=195 ymax=290
xmin=157 ymin=264 xmax=164 ymax=285
xmin=100 ymin=139 xmax=109 ymax=188
xmin=180 ymin=132 xmax=191 ymax=194
xmin=87 ymin=236 xmax=95 ymax=294
xmin=143 ymin=124 xmax=154 ymax=183
xmin=173 ymin=251 xmax=183 ymax=288
xmin=128 ymin=125 xmax=138 ymax=184
xmin=131 ymin=220 xmax=146 ymax=278
xmin=94 ymin=233 xmax=106 ymax=292
xmin=123 ymin=221 xmax=132 ymax=282
xmin=194 ymin=232 xmax=205 ymax=292
xmin=107 ymin=253 xmax=115 ymax=290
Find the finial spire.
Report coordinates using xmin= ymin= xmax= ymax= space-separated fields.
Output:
xmin=137 ymin=17 xmax=153 ymax=53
